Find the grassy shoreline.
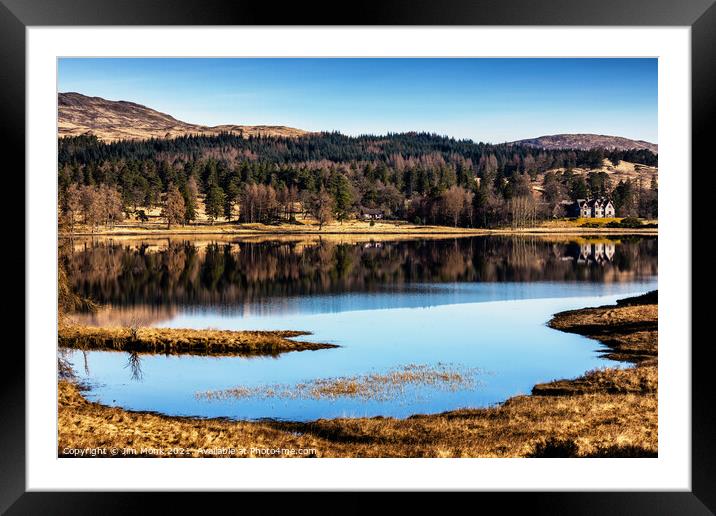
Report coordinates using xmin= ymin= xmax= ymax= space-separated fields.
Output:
xmin=59 ymin=218 xmax=658 ymax=237
xmin=58 ymin=325 xmax=336 ymax=356
xmin=533 ymin=291 xmax=657 ymax=396
xmin=57 ymin=292 xmax=657 ymax=458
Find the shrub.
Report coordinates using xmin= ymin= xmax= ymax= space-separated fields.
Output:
xmin=619 ymin=217 xmax=643 ymax=228
xmin=605 ymin=217 xmax=646 ymax=228
xmin=530 ymin=438 xmax=580 ymax=457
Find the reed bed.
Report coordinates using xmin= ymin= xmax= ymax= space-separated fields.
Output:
xmin=196 ymin=363 xmax=485 ymax=402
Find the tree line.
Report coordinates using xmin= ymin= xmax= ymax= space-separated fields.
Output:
xmin=58 ymin=132 xmax=658 ymax=229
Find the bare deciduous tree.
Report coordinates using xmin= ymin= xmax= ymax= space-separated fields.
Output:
xmin=441 ymin=186 xmax=466 ymax=227
xmin=508 ymin=195 xmax=537 ymax=228
xmin=63 ymin=183 xmax=82 ymax=233
xmin=309 ymin=188 xmax=335 ymax=230
xmin=99 ymin=184 xmax=124 ymax=228
xmin=161 ymin=184 xmax=186 ymax=229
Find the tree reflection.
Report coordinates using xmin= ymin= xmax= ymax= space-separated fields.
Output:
xmin=124 ymin=351 xmax=144 ymax=382
xmin=60 ymin=236 xmax=657 ymax=309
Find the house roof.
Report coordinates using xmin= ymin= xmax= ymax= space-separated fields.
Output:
xmin=575 ymin=197 xmax=613 ymax=208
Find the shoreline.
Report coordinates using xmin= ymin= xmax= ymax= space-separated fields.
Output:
xmin=58 ymin=326 xmax=336 ymax=356
xmin=58 ymin=220 xmax=658 ymax=238
xmin=60 ymin=228 xmax=658 ymax=237
xmin=533 ymin=291 xmax=657 ymax=396
xmin=58 ymin=292 xmax=658 ymax=458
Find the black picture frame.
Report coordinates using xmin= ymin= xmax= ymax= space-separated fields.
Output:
xmin=2 ymin=0 xmax=712 ymax=513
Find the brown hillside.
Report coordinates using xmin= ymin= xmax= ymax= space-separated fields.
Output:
xmin=511 ymin=134 xmax=657 ymax=153
xmin=58 ymin=92 xmax=309 ymax=142
xmin=530 ymin=159 xmax=658 ymax=199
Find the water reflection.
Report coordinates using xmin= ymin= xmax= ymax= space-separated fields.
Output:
xmin=61 ymin=235 xmax=658 ymax=420
xmin=61 ymin=235 xmax=657 ymax=309
xmin=577 ymin=242 xmax=615 ymax=264
xmin=124 ymin=351 xmax=144 ymax=382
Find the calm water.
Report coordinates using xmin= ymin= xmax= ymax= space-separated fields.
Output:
xmin=62 ymin=235 xmax=657 ymax=421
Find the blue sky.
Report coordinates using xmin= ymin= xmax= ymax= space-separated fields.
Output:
xmin=58 ymin=58 xmax=657 ymax=143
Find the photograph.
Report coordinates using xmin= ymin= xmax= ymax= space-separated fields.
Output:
xmin=55 ymin=57 xmax=660 ymax=459
xmin=1 ymin=0 xmax=708 ymax=505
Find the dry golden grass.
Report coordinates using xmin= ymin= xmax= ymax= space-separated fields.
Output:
xmin=533 ymin=160 xmax=658 ymax=193
xmin=533 ymin=363 xmax=657 ymax=396
xmin=58 ymin=93 xmax=309 ymax=143
xmin=196 ymin=363 xmax=483 ymax=402
xmin=61 ymin=221 xmax=658 ymax=237
xmin=534 ymin=292 xmax=657 ymax=397
xmin=58 ymin=325 xmax=336 ymax=356
xmin=57 ymin=294 xmax=658 ymax=458
xmin=59 ymin=207 xmax=657 ymax=238
xmin=271 ymin=391 xmax=657 ymax=458
xmin=61 ymin=217 xmax=491 ymax=237
xmin=58 ymin=123 xmax=309 ymax=143
xmin=58 ymin=380 xmax=656 ymax=458
xmin=547 ymin=298 xmax=658 ymax=362
xmin=539 ymin=218 xmax=658 ymax=230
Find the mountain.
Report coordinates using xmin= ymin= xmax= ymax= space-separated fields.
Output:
xmin=58 ymin=93 xmax=658 ymax=154
xmin=58 ymin=92 xmax=309 ymax=142
xmin=510 ymin=134 xmax=657 ymax=153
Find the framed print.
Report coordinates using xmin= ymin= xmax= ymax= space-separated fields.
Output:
xmin=3 ymin=0 xmax=713 ymax=512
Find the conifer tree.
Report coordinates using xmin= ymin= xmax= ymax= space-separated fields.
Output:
xmin=205 ymin=184 xmax=226 ymax=224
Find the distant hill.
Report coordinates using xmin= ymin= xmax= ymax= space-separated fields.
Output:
xmin=511 ymin=134 xmax=657 ymax=153
xmin=58 ymin=92 xmax=309 ymax=142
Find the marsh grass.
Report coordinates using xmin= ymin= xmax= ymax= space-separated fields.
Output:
xmin=547 ymin=295 xmax=657 ymax=363
xmin=533 ymin=362 xmax=657 ymax=396
xmin=58 ymin=379 xmax=657 ymax=458
xmin=58 ymin=325 xmax=337 ymax=356
xmin=196 ymin=363 xmax=485 ymax=402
